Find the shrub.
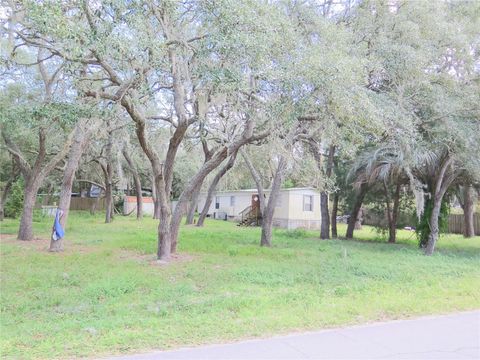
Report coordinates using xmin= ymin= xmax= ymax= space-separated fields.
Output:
xmin=4 ymin=178 xmax=24 ymax=219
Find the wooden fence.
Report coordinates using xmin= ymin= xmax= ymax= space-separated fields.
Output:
xmin=69 ymin=197 xmax=106 ymax=212
xmin=363 ymin=210 xmax=479 ymax=236
xmin=447 ymin=213 xmax=480 ymax=235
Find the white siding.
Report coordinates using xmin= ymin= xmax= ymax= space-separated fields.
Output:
xmin=197 ymin=188 xmax=321 ymax=229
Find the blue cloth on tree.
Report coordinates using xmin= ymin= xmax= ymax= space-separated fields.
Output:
xmin=52 ymin=210 xmax=65 ymax=241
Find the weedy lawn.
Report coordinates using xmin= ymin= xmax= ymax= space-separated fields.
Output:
xmin=1 ymin=212 xmax=479 ymax=359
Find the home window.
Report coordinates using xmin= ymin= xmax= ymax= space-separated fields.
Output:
xmin=303 ymin=195 xmax=313 ymax=212
xmin=215 ymin=196 xmax=220 ymax=209
xmin=230 ymin=196 xmax=235 ymax=207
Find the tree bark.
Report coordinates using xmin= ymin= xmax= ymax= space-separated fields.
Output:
xmin=260 ymin=156 xmax=287 ymax=247
xmin=384 ymin=181 xmax=401 ymax=244
xmin=241 ymin=149 xmax=266 ymax=215
xmin=104 ymin=177 xmax=113 ymax=223
xmin=389 ymin=182 xmax=401 ymax=243
xmin=384 ymin=181 xmax=393 ymax=239
xmin=346 ymin=183 xmax=368 ymax=239
xmin=354 ymin=207 xmax=364 ymax=230
xmin=49 ymin=121 xmax=93 ymax=251
xmin=425 ymin=196 xmax=442 ymax=256
xmin=320 ymin=145 xmax=336 ymax=239
xmin=308 ymin=140 xmax=335 ymax=239
xmin=331 ymin=192 xmax=339 ymax=238
xmin=122 ymin=149 xmax=143 ymax=220
xmin=151 ymin=176 xmax=160 ymax=219
xmin=104 ymin=127 xmax=114 ymax=223
xmin=157 ymin=175 xmax=172 ymax=261
xmin=18 ymin=180 xmax=39 ymax=241
xmin=197 ymin=153 xmax=238 ymax=227
xmin=185 ymin=187 xmax=200 ymax=225
xmin=463 ymin=185 xmax=475 ymax=238
xmin=320 ymin=192 xmax=330 ymax=239
xmin=425 ymin=156 xmax=455 ymax=255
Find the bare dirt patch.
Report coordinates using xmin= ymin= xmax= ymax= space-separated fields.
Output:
xmin=0 ymin=233 xmax=95 ymax=255
xmin=117 ymin=249 xmax=197 ymax=266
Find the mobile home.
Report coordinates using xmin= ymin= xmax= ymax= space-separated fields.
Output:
xmin=197 ymin=187 xmax=321 ymax=230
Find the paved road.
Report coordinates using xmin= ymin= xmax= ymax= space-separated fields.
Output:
xmin=105 ymin=311 xmax=480 ymax=359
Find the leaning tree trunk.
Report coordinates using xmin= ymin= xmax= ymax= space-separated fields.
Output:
xmin=331 ymin=192 xmax=339 ymax=238
xmin=261 ymin=157 xmax=287 ymax=247
xmin=197 ymin=153 xmax=237 ymax=227
xmin=122 ymin=149 xmax=143 ymax=220
xmin=18 ymin=180 xmax=40 ymax=241
xmin=185 ymin=187 xmax=200 ymax=225
xmin=354 ymin=207 xmax=364 ymax=230
xmin=151 ymin=177 xmax=160 ymax=220
xmin=49 ymin=124 xmax=92 ymax=251
xmin=425 ymin=156 xmax=455 ymax=256
xmin=241 ymin=149 xmax=266 ymax=215
xmin=425 ymin=196 xmax=443 ymax=256
xmin=346 ymin=184 xmax=368 ymax=239
xmin=463 ymin=185 xmax=475 ymax=238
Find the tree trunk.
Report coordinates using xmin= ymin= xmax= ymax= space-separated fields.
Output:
xmin=260 ymin=157 xmax=287 ymax=247
xmin=463 ymin=185 xmax=475 ymax=238
xmin=331 ymin=192 xmax=339 ymax=238
xmin=50 ymin=169 xmax=74 ymax=251
xmin=154 ymin=170 xmax=172 ymax=261
xmin=185 ymin=187 xmax=200 ymax=225
xmin=122 ymin=149 xmax=143 ymax=220
xmin=18 ymin=180 xmax=39 ymax=241
xmin=354 ymin=208 xmax=364 ymax=230
xmin=320 ymin=192 xmax=330 ymax=239
xmin=104 ymin=179 xmax=113 ymax=223
xmin=320 ymin=145 xmax=335 ymax=239
xmin=134 ymin=176 xmax=143 ymax=220
xmin=104 ymin=128 xmax=114 ymax=223
xmin=425 ymin=156 xmax=455 ymax=255
xmin=241 ymin=149 xmax=266 ymax=215
xmin=157 ymin=207 xmax=172 ymax=261
xmin=151 ymin=177 xmax=160 ymax=219
xmin=346 ymin=184 xmax=368 ymax=239
xmin=425 ymin=195 xmax=442 ymax=256
xmin=49 ymin=123 xmax=92 ymax=251
xmin=197 ymin=154 xmax=237 ymax=227
xmin=90 ymin=196 xmax=99 ymax=215
xmin=388 ymin=182 xmax=401 ymax=243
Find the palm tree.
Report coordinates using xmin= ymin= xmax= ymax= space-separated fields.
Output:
xmin=346 ymin=144 xmax=410 ymax=242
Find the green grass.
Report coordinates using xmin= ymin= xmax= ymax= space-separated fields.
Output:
xmin=1 ymin=212 xmax=479 ymax=359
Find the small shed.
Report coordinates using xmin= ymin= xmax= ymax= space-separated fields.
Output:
xmin=123 ymin=196 xmax=179 ymax=216
xmin=197 ymin=187 xmax=321 ymax=230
